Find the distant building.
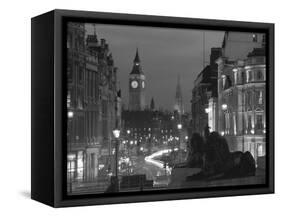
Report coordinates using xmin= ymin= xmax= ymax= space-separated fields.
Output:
xmin=123 ymin=69 xmax=190 ymax=153
xmin=122 ymin=109 xmax=189 ymax=154
xmin=174 ymin=75 xmax=184 ymax=115
xmin=128 ymin=49 xmax=146 ymax=111
xmin=191 ymin=47 xmax=222 ymax=136
xmin=67 ymin=23 xmax=120 ymax=187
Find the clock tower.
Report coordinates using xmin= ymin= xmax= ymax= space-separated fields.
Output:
xmin=129 ymin=49 xmax=146 ymax=111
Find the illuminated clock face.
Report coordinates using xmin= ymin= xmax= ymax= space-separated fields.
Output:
xmin=142 ymin=81 xmax=145 ymax=88
xmin=131 ymin=81 xmax=138 ymax=88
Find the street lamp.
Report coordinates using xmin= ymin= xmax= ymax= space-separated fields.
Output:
xmin=221 ymin=104 xmax=228 ymax=135
xmin=177 ymin=123 xmax=183 ymax=163
xmin=177 ymin=123 xmax=182 ymax=130
xmin=112 ymin=128 xmax=120 ymax=192
xmin=126 ymin=129 xmax=131 ymax=166
xmin=221 ymin=103 xmax=228 ymax=111
xmin=113 ymin=129 xmax=120 ymax=139
xmin=68 ymin=111 xmax=74 ymax=118
xmin=67 ymin=110 xmax=74 ymax=192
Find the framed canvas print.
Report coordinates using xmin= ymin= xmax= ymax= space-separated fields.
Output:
xmin=31 ymin=9 xmax=274 ymax=207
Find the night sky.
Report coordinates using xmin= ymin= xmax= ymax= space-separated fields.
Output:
xmin=85 ymin=23 xmax=224 ymax=112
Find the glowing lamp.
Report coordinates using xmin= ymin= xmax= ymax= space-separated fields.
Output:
xmin=177 ymin=123 xmax=182 ymax=130
xmin=68 ymin=111 xmax=74 ymax=118
xmin=222 ymin=104 xmax=228 ymax=111
xmin=113 ymin=129 xmax=120 ymax=139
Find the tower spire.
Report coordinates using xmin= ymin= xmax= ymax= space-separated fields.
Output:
xmin=176 ymin=74 xmax=182 ymax=99
xmin=134 ymin=47 xmax=140 ymax=63
xmin=174 ymin=74 xmax=183 ymax=114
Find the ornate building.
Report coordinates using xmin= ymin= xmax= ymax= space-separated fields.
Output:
xmin=215 ymin=32 xmax=266 ymax=166
xmin=67 ymin=23 xmax=120 ymax=192
xmin=128 ymin=49 xmax=146 ymax=111
xmin=217 ymin=47 xmax=266 ymax=165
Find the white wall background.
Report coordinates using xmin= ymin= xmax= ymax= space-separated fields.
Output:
xmin=0 ymin=0 xmax=279 ymax=215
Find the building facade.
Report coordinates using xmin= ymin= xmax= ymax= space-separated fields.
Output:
xmin=215 ymin=32 xmax=266 ymax=166
xmin=128 ymin=49 xmax=146 ymax=111
xmin=216 ymin=47 xmax=266 ymax=164
xmin=191 ymin=48 xmax=222 ymax=136
xmin=67 ymin=23 xmax=120 ymax=191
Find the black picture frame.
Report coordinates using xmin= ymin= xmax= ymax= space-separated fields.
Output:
xmin=31 ymin=9 xmax=274 ymax=207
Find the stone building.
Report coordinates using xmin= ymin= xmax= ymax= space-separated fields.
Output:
xmin=217 ymin=47 xmax=266 ymax=164
xmin=191 ymin=48 xmax=222 ymax=136
xmin=216 ymin=32 xmax=266 ymax=165
xmin=67 ymin=23 xmax=120 ymax=190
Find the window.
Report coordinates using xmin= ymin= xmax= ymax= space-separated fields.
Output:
xmin=67 ymin=90 xmax=71 ymax=108
xmin=262 ymin=34 xmax=266 ymax=44
xmin=258 ymin=91 xmax=263 ymax=104
xmin=67 ymin=63 xmax=73 ymax=82
xmin=258 ymin=143 xmax=265 ymax=156
xmin=224 ymin=112 xmax=230 ymax=134
xmin=247 ymin=70 xmax=252 ymax=83
xmin=256 ymin=114 xmax=263 ymax=130
xmin=252 ymin=34 xmax=258 ymax=42
xmin=247 ymin=114 xmax=252 ymax=131
xmin=233 ymin=113 xmax=237 ymax=135
xmin=257 ymin=70 xmax=264 ymax=81
xmin=102 ymin=100 xmax=107 ymax=116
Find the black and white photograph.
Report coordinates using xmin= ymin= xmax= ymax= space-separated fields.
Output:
xmin=66 ymin=22 xmax=267 ymax=195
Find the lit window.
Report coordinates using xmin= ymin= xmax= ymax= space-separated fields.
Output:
xmin=258 ymin=144 xmax=265 ymax=156
xmin=258 ymin=91 xmax=263 ymax=104
xmin=67 ymin=91 xmax=71 ymax=108
xmin=252 ymin=34 xmax=258 ymax=42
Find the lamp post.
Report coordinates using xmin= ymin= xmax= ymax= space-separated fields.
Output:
xmin=126 ymin=129 xmax=131 ymax=174
xmin=67 ymin=110 xmax=74 ymax=193
xmin=177 ymin=123 xmax=182 ymax=148
xmin=112 ymin=128 xmax=120 ymax=192
xmin=177 ymin=123 xmax=182 ymax=163
xmin=221 ymin=104 xmax=228 ymax=135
